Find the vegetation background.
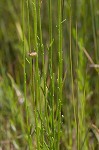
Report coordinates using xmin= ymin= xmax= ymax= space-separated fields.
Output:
xmin=0 ymin=0 xmax=99 ymax=150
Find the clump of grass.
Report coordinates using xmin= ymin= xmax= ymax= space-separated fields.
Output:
xmin=0 ymin=0 xmax=99 ymax=149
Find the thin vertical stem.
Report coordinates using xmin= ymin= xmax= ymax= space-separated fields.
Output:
xmin=76 ymin=22 xmax=79 ymax=150
xmin=22 ymin=0 xmax=29 ymax=147
xmin=32 ymin=0 xmax=40 ymax=149
xmin=38 ymin=0 xmax=45 ymax=148
xmin=48 ymin=0 xmax=53 ymax=148
xmin=52 ymin=73 xmax=55 ymax=149
xmin=57 ymin=0 xmax=63 ymax=149
xmin=27 ymin=0 xmax=30 ymax=52
xmin=49 ymin=0 xmax=52 ymax=75
xmin=22 ymin=0 xmax=27 ymax=128
xmin=26 ymin=0 xmax=33 ymax=149
xmin=90 ymin=0 xmax=98 ymax=62
xmin=69 ymin=12 xmax=76 ymax=124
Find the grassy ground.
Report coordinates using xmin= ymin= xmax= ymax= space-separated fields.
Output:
xmin=0 ymin=0 xmax=99 ymax=149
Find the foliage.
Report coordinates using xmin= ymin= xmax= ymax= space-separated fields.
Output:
xmin=0 ymin=0 xmax=99 ymax=149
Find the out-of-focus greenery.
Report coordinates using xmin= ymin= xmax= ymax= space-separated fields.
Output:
xmin=0 ymin=0 xmax=99 ymax=149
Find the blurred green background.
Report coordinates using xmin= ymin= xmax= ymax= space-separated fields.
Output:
xmin=0 ymin=0 xmax=99 ymax=149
